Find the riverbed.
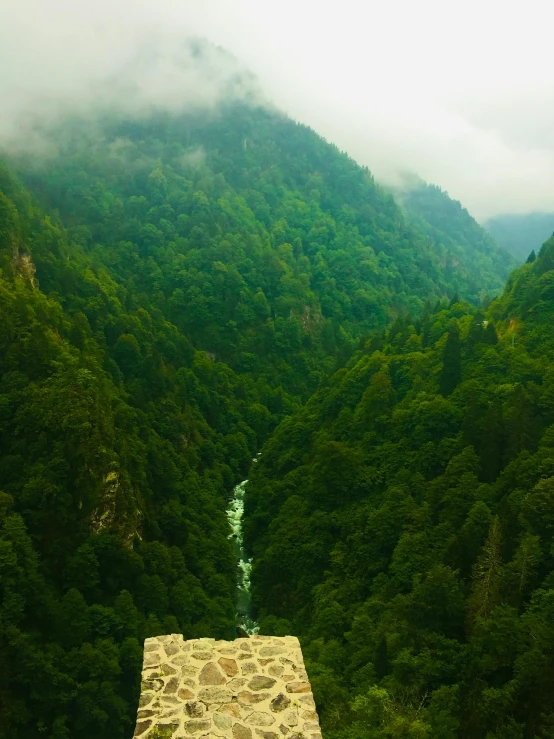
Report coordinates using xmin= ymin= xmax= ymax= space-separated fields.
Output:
xmin=226 ymin=477 xmax=259 ymax=634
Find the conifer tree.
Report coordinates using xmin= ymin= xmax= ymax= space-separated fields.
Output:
xmin=484 ymin=321 xmax=498 ymax=345
xmin=374 ymin=634 xmax=389 ymax=680
xmin=480 ymin=398 xmax=505 ymax=482
xmin=439 ymin=322 xmax=462 ymax=397
xmin=466 ymin=311 xmax=485 ymax=349
xmin=468 ymin=516 xmax=502 ymax=627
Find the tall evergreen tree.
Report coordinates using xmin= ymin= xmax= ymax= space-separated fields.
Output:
xmin=246 ymin=238 xmax=554 ymax=738
xmin=484 ymin=321 xmax=499 ymax=345
xmin=439 ymin=321 xmax=462 ymax=396
xmin=467 ymin=311 xmax=486 ymax=349
xmin=467 ymin=515 xmax=502 ymax=627
xmin=480 ymin=398 xmax=505 ymax=482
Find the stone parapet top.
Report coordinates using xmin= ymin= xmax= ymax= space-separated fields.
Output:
xmin=134 ymin=634 xmax=323 ymax=739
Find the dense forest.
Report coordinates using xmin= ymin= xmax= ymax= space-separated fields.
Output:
xmin=245 ymin=238 xmax=554 ymax=738
xmin=0 ymin=99 xmax=528 ymax=739
xmin=0 ymin=159 xmax=272 ymax=738
xmin=14 ymin=104 xmax=512 ymax=399
xmin=485 ymin=212 xmax=554 ymax=264
xmin=398 ymin=181 xmax=515 ymax=285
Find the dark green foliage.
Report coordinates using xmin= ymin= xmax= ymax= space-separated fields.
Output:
xmin=439 ymin=321 xmax=462 ymax=396
xmin=245 ymin=240 xmax=554 ymax=738
xmin=484 ymin=321 xmax=498 ymax=344
xmin=0 ymin=101 xmax=522 ymax=738
xmin=0 ymin=163 xmax=265 ymax=737
xmin=398 ymin=180 xmax=515 ymax=301
xmin=12 ymin=104 xmax=510 ymax=400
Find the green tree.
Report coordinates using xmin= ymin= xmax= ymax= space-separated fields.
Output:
xmin=468 ymin=516 xmax=503 ymax=626
xmin=439 ymin=322 xmax=462 ymax=397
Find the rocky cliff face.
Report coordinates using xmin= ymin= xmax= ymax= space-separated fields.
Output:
xmin=135 ymin=634 xmax=322 ymax=739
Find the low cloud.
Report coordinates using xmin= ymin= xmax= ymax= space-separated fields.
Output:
xmin=1 ymin=0 xmax=553 ymax=219
xmin=0 ymin=33 xmax=260 ymax=150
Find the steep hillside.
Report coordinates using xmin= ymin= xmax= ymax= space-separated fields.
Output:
xmin=245 ymin=240 xmax=554 ymax=739
xmin=485 ymin=212 xmax=554 ymax=263
xmin=13 ymin=104 xmax=510 ymax=400
xmin=0 ymin=163 xmax=273 ymax=739
xmin=0 ymin=99 xmax=515 ymax=739
xmin=398 ymin=181 xmax=515 ymax=299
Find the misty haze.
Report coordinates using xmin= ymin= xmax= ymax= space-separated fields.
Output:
xmin=1 ymin=2 xmax=554 ymax=739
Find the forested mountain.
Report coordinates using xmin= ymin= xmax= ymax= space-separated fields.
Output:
xmin=0 ymin=98 xmax=517 ymax=739
xmin=485 ymin=212 xmax=554 ymax=263
xmin=13 ymin=104 xmax=511 ymax=399
xmin=397 ymin=181 xmax=515 ymax=300
xmin=245 ymin=237 xmax=554 ymax=738
xmin=0 ymin=163 xmax=270 ymax=738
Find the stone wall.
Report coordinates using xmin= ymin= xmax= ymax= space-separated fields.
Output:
xmin=134 ymin=634 xmax=322 ymax=739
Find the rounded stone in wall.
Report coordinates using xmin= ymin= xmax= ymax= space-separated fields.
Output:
xmin=134 ymin=636 xmax=321 ymax=739
xmin=199 ymin=662 xmax=226 ymax=685
xmin=248 ymin=676 xmax=276 ymax=690
xmin=244 ymin=712 xmax=275 ymax=727
xmin=269 ymin=694 xmax=291 ymax=713
xmin=198 ymin=686 xmax=233 ymax=704
xmin=219 ymin=657 xmax=239 ymax=676
xmin=191 ymin=651 xmax=214 ymax=661
xmin=214 ymin=713 xmax=233 ymax=730
xmin=185 ymin=701 xmax=205 ymax=718
xmin=232 ymin=723 xmax=253 ymax=739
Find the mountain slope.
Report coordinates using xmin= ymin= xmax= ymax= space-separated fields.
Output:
xmin=397 ymin=181 xmax=515 ymax=299
xmin=245 ymin=240 xmax=554 ymax=739
xmin=0 ymin=99 xmax=515 ymax=739
xmin=485 ymin=212 xmax=554 ymax=263
xmin=0 ymin=163 xmax=273 ymax=739
xmin=12 ymin=103 xmax=511 ymax=400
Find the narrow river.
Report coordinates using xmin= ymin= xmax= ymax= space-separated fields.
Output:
xmin=226 ymin=471 xmax=259 ymax=634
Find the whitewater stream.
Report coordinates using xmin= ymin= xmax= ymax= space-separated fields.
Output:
xmin=226 ymin=462 xmax=260 ymax=634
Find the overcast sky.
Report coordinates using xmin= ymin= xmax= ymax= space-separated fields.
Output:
xmin=1 ymin=0 xmax=554 ymax=219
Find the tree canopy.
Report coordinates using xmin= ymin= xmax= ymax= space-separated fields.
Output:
xmin=245 ymin=243 xmax=554 ymax=739
xmin=0 ymin=100 xmax=524 ymax=738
